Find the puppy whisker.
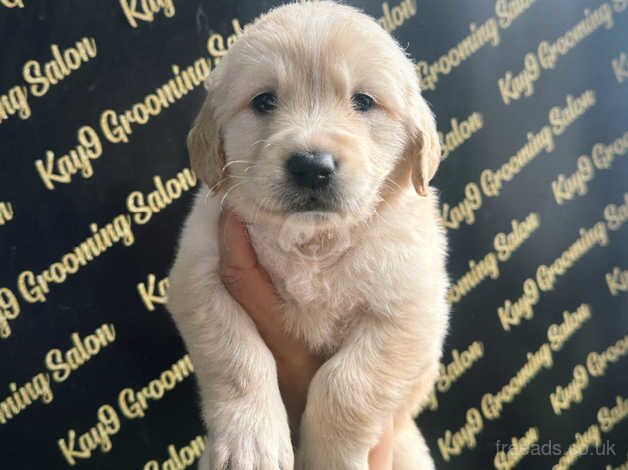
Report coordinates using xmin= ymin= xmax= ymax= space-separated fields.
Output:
xmin=220 ymin=182 xmax=246 ymax=209
xmin=222 ymin=160 xmax=256 ymax=171
xmin=251 ymin=196 xmax=272 ymax=225
xmin=250 ymin=138 xmax=274 ymax=149
xmin=203 ymin=188 xmax=212 ymax=205
xmin=224 ymin=175 xmax=266 ymax=181
xmin=207 ymin=179 xmax=223 ymax=194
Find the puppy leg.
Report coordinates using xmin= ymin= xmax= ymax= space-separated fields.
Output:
xmin=393 ymin=416 xmax=435 ymax=470
xmin=296 ymin=312 xmax=440 ymax=470
xmin=169 ymin=273 xmax=293 ymax=470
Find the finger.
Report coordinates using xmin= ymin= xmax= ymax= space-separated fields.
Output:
xmin=218 ymin=209 xmax=287 ymax=344
xmin=219 ymin=209 xmax=257 ymax=270
xmin=218 ymin=208 xmax=274 ymax=307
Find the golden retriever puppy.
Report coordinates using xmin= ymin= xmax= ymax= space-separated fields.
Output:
xmin=167 ymin=2 xmax=448 ymax=469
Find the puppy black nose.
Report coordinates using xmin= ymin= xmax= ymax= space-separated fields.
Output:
xmin=286 ymin=151 xmax=336 ymax=190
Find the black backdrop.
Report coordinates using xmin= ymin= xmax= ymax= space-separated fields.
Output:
xmin=1 ymin=1 xmax=627 ymax=469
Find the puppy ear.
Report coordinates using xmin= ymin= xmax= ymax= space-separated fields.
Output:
xmin=407 ymin=96 xmax=441 ymax=197
xmin=187 ymin=86 xmax=225 ymax=192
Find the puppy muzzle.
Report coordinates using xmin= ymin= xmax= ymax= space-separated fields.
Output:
xmin=283 ymin=150 xmax=340 ymax=212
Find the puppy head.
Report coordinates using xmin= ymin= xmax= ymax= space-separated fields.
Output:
xmin=188 ymin=1 xmax=440 ymax=226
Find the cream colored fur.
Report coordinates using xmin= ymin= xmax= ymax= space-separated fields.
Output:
xmin=167 ymin=2 xmax=449 ymax=469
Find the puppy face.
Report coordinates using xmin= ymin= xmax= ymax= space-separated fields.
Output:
xmin=189 ymin=1 xmax=440 ymax=225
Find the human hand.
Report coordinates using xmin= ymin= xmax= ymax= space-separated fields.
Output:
xmin=218 ymin=209 xmax=394 ymax=469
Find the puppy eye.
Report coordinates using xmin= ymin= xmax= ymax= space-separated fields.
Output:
xmin=251 ymin=92 xmax=277 ymax=113
xmin=352 ymin=93 xmax=375 ymax=112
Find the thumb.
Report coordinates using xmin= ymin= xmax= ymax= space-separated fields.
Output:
xmin=218 ymin=209 xmax=282 ymax=325
xmin=219 ymin=209 xmax=258 ymax=271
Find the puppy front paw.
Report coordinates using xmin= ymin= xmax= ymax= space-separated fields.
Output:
xmin=203 ymin=403 xmax=293 ymax=469
xmin=206 ymin=432 xmax=293 ymax=470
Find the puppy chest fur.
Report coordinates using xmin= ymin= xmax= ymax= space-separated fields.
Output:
xmin=245 ymin=188 xmax=448 ymax=354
